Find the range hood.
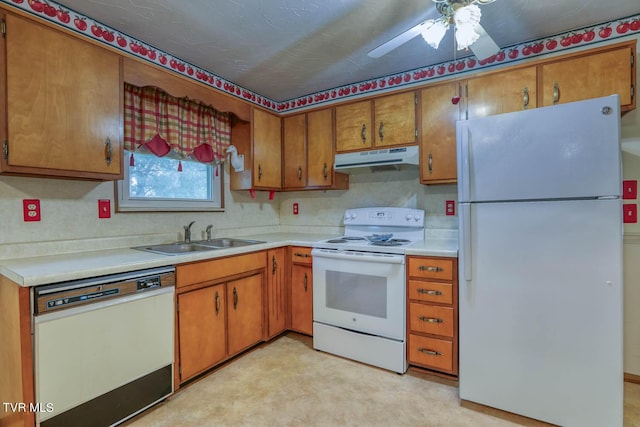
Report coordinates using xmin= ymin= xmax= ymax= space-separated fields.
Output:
xmin=334 ymin=146 xmax=419 ymax=170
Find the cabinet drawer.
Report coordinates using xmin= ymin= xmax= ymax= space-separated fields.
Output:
xmin=177 ymin=251 xmax=266 ymax=288
xmin=291 ymin=247 xmax=313 ymax=265
xmin=408 ymin=257 xmax=453 ymax=280
xmin=409 ymin=303 xmax=454 ymax=337
xmin=408 ymin=280 xmax=453 ymax=305
xmin=409 ymin=334 xmax=454 ymax=373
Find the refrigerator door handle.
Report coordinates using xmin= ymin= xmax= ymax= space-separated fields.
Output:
xmin=458 ymin=124 xmax=471 ymax=202
xmin=460 ymin=203 xmax=472 ymax=281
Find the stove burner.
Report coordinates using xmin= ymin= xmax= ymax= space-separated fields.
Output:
xmin=342 ymin=236 xmax=366 ymax=241
xmin=371 ymin=238 xmax=411 ymax=247
xmin=326 ymin=239 xmax=347 ymax=243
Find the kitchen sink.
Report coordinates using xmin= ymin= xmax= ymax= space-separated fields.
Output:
xmin=197 ymin=238 xmax=266 ymax=248
xmin=133 ymin=238 xmax=265 ymax=255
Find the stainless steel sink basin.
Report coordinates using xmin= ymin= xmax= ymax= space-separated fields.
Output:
xmin=133 ymin=238 xmax=265 ymax=255
xmin=197 ymin=238 xmax=266 ymax=248
xmin=133 ymin=242 xmax=219 ymax=255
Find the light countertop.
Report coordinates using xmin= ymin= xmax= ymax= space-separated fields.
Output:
xmin=0 ymin=232 xmax=458 ymax=287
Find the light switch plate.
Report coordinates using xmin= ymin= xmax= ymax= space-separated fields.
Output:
xmin=623 ymin=180 xmax=637 ymax=199
xmin=624 ymin=204 xmax=637 ymax=223
xmin=98 ymin=199 xmax=111 ymax=219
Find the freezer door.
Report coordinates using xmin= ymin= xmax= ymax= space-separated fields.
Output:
xmin=458 ymin=199 xmax=623 ymax=427
xmin=457 ymin=95 xmax=621 ymax=203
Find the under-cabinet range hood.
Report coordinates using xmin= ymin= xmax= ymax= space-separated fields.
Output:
xmin=334 ymin=146 xmax=419 ymax=171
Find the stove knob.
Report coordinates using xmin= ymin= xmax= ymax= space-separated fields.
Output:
xmin=405 ymin=213 xmax=413 ymax=221
xmin=351 ymin=211 xmax=358 ymax=220
xmin=414 ymin=214 xmax=422 ymax=222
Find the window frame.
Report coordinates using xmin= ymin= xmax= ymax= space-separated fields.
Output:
xmin=115 ymin=151 xmax=225 ymax=212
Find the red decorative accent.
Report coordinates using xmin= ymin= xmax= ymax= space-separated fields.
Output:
xmin=144 ymin=134 xmax=171 ymax=157
xmin=624 ymin=204 xmax=637 ymax=223
xmin=249 ymin=189 xmax=256 ymax=199
xmin=177 ymin=160 xmax=183 ymax=172
xmin=269 ymin=190 xmax=275 ymax=200
xmin=623 ymin=180 xmax=637 ymax=199
xmin=215 ymin=165 xmax=219 ymax=177
xmin=129 ymin=153 xmax=135 ymax=167
xmin=451 ymin=96 xmax=461 ymax=105
xmin=193 ymin=144 xmax=214 ymax=163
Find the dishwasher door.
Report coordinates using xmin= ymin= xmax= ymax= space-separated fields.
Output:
xmin=34 ymin=270 xmax=174 ymax=426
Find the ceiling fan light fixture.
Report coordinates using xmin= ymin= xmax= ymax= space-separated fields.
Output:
xmin=454 ymin=4 xmax=482 ymax=50
xmin=421 ymin=19 xmax=449 ymax=49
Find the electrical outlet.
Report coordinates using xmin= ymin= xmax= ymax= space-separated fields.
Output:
xmin=293 ymin=203 xmax=299 ymax=215
xmin=445 ymin=200 xmax=456 ymax=216
xmin=624 ymin=204 xmax=637 ymax=223
xmin=623 ymin=180 xmax=637 ymax=199
xmin=98 ymin=199 xmax=111 ymax=219
xmin=23 ymin=199 xmax=41 ymax=222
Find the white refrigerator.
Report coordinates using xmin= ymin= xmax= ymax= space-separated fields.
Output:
xmin=457 ymin=95 xmax=623 ymax=427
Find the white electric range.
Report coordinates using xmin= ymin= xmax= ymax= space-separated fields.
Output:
xmin=311 ymin=207 xmax=425 ymax=373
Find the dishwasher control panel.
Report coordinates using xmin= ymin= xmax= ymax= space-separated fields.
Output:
xmin=34 ymin=267 xmax=176 ymax=315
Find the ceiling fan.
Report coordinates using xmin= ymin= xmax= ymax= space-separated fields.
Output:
xmin=368 ymin=0 xmax=500 ymax=60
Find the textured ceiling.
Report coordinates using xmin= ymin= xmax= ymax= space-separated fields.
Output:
xmin=53 ymin=0 xmax=640 ymax=101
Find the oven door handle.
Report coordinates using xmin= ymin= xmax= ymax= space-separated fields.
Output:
xmin=311 ymin=248 xmax=405 ymax=264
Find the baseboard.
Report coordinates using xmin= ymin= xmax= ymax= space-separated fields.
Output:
xmin=625 ymin=372 xmax=640 ymax=384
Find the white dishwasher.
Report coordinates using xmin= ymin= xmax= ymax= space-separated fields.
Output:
xmin=33 ymin=266 xmax=175 ymax=427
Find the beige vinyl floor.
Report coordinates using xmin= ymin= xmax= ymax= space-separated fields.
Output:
xmin=127 ymin=333 xmax=640 ymax=427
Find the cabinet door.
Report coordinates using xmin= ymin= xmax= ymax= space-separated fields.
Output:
xmin=541 ymin=46 xmax=635 ymax=108
xmin=307 ymin=109 xmax=334 ymax=188
xmin=420 ymin=82 xmax=461 ymax=184
xmin=253 ymin=108 xmax=282 ymax=189
xmin=283 ymin=114 xmax=306 ymax=189
xmin=266 ymin=248 xmax=287 ymax=339
xmin=335 ymin=101 xmax=372 ymax=152
xmin=374 ymin=92 xmax=416 ymax=147
xmin=227 ymin=273 xmax=263 ymax=356
xmin=467 ymin=67 xmax=537 ymax=119
xmin=4 ymin=14 xmax=122 ymax=178
xmin=291 ymin=264 xmax=313 ymax=336
xmin=177 ymin=284 xmax=226 ymax=382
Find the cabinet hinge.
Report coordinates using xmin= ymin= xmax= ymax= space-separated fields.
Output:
xmin=631 ymin=51 xmax=635 ymax=67
xmin=176 ymin=300 xmax=179 ymax=313
xmin=414 ymin=93 xmax=418 ymax=105
xmin=415 ymin=128 xmax=418 ymax=138
xmin=1 ymin=20 xmax=5 ymax=39
xmin=632 ymin=84 xmax=635 ymax=101
xmin=2 ymin=140 xmax=7 ymax=160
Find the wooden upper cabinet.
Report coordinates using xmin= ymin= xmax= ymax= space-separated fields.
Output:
xmin=2 ymin=13 xmax=122 ymax=179
xmin=335 ymin=101 xmax=372 ymax=152
xmin=466 ymin=66 xmax=538 ymax=119
xmin=252 ymin=108 xmax=282 ymax=190
xmin=540 ymin=43 xmax=635 ymax=110
xmin=420 ymin=82 xmax=461 ymax=184
xmin=306 ymin=109 xmax=335 ymax=188
xmin=283 ymin=114 xmax=307 ymax=189
xmin=373 ymin=92 xmax=417 ymax=147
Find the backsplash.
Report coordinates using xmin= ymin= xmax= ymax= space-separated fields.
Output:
xmin=0 ymin=166 xmax=455 ymax=259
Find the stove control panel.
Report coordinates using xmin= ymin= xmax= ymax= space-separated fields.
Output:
xmin=343 ymin=207 xmax=424 ymax=227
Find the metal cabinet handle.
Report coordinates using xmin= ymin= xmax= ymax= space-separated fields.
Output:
xmin=297 ymin=166 xmax=302 ymax=181
xmin=233 ymin=287 xmax=238 ymax=310
xmin=428 ymin=153 xmax=433 ymax=174
xmin=215 ymin=291 xmax=220 ymax=315
xmin=258 ymin=164 xmax=263 ymax=181
xmin=323 ymin=163 xmax=328 ymax=180
xmin=419 ymin=265 xmax=443 ymax=272
xmin=417 ymin=289 xmax=443 ymax=296
xmin=360 ymin=123 xmax=367 ymax=144
xmin=303 ymin=272 xmax=308 ymax=292
xmin=378 ymin=121 xmax=384 ymax=141
xmin=272 ymin=255 xmax=278 ymax=275
xmin=294 ymin=252 xmax=311 ymax=258
xmin=104 ymin=138 xmax=112 ymax=166
xmin=523 ymin=87 xmax=529 ymax=110
xmin=553 ymin=82 xmax=559 ymax=105
xmin=419 ymin=316 xmax=444 ymax=323
xmin=418 ymin=348 xmax=442 ymax=356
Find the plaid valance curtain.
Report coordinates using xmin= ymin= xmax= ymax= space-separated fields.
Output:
xmin=124 ymin=83 xmax=231 ymax=165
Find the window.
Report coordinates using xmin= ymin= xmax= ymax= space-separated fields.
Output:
xmin=116 ymin=151 xmax=223 ymax=212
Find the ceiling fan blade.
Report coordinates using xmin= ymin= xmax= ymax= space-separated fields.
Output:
xmin=367 ymin=21 xmax=429 ymax=58
xmin=468 ymin=23 xmax=499 ymax=60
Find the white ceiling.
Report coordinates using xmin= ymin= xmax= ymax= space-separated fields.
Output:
xmin=54 ymin=0 xmax=640 ymax=102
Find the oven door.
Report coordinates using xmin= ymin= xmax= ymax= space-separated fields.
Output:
xmin=312 ymin=248 xmax=406 ymax=341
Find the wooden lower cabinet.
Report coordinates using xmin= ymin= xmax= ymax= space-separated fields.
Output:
xmin=290 ymin=246 xmax=313 ymax=335
xmin=177 ymin=284 xmax=226 ymax=381
xmin=266 ymin=248 xmax=287 ymax=339
xmin=175 ymin=252 xmax=266 ymax=385
xmin=407 ymin=256 xmax=458 ymax=376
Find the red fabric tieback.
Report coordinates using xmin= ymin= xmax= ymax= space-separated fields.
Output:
xmin=129 ymin=153 xmax=135 ymax=167
xmin=177 ymin=160 xmax=183 ymax=172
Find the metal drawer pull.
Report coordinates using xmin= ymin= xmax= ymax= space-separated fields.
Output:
xmin=428 ymin=153 xmax=433 ymax=174
xmin=215 ymin=291 xmax=220 ymax=315
xmin=553 ymin=82 xmax=560 ymax=105
xmin=419 ymin=316 xmax=444 ymax=323
xmin=419 ymin=265 xmax=443 ymax=272
xmin=104 ymin=138 xmax=112 ymax=166
xmin=303 ymin=272 xmax=308 ymax=292
xmin=417 ymin=289 xmax=442 ymax=296
xmin=272 ymin=255 xmax=278 ymax=274
xmin=233 ymin=287 xmax=238 ymax=310
xmin=360 ymin=123 xmax=367 ymax=143
xmin=378 ymin=121 xmax=384 ymax=141
xmin=523 ymin=87 xmax=529 ymax=109
xmin=258 ymin=164 xmax=263 ymax=181
xmin=294 ymin=253 xmax=312 ymax=258
xmin=323 ymin=162 xmax=328 ymax=180
xmin=418 ymin=348 xmax=442 ymax=356
xmin=297 ymin=166 xmax=302 ymax=180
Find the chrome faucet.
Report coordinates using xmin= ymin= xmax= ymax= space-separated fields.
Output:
xmin=184 ymin=221 xmax=195 ymax=243
xmin=206 ymin=224 xmax=213 ymax=241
